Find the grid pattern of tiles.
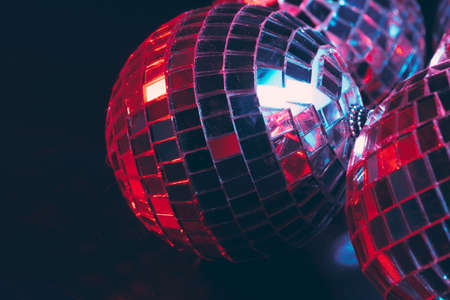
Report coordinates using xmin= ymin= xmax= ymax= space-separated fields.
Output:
xmin=345 ymin=59 xmax=450 ymax=299
xmin=219 ymin=0 xmax=426 ymax=107
xmin=106 ymin=3 xmax=362 ymax=261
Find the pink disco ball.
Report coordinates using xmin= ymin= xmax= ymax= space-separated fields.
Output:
xmin=105 ymin=3 xmax=363 ymax=262
xmin=213 ymin=0 xmax=425 ymax=107
xmin=345 ymin=57 xmax=450 ymax=298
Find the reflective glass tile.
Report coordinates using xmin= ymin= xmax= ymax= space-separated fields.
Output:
xmin=230 ymin=94 xmax=259 ymax=116
xmin=407 ymin=158 xmax=432 ymax=193
xmin=296 ymin=11 xmax=315 ymax=28
xmin=201 ymin=25 xmax=229 ymax=37
xmin=321 ymin=159 xmax=344 ymax=188
xmin=418 ymin=268 xmax=448 ymax=294
xmin=178 ymin=129 xmax=206 ymax=152
xmin=408 ymin=234 xmax=433 ymax=265
xmin=248 ymin=154 xmax=279 ymax=180
xmin=202 ymin=207 xmax=234 ymax=226
xmin=389 ymin=167 xmax=413 ymax=201
xmin=273 ymin=131 xmax=302 ymax=158
xmin=153 ymin=139 xmax=180 ymax=162
xmin=256 ymin=172 xmax=286 ymax=198
xmin=191 ymin=170 xmax=221 ymax=193
xmin=197 ymin=189 xmax=228 ymax=210
xmin=161 ymin=162 xmax=187 ymax=183
xmin=195 ymin=55 xmax=223 ymax=73
xmin=230 ymin=192 xmax=260 ymax=215
xmin=171 ymin=38 xmax=196 ymax=52
xmin=417 ymin=122 xmax=439 ymax=153
xmin=264 ymin=108 xmax=295 ymax=138
xmin=241 ymin=134 xmax=272 ymax=160
xmin=257 ymin=68 xmax=283 ymax=87
xmin=235 ymin=14 xmax=266 ymax=26
xmin=425 ymin=223 xmax=450 ymax=257
xmin=377 ymin=143 xmax=398 ymax=178
xmin=374 ymin=178 xmax=394 ymax=211
xmin=129 ymin=109 xmax=146 ymax=135
xmin=397 ymin=105 xmax=415 ymax=132
xmin=303 ymin=125 xmax=326 ymax=153
xmin=146 ymin=97 xmax=170 ymax=122
xmin=235 ymin=114 xmax=266 ymax=139
xmin=428 ymin=71 xmax=449 ymax=93
xmin=225 ymin=54 xmax=254 ymax=70
xmin=310 ymin=146 xmax=333 ymax=176
xmin=428 ymin=147 xmax=450 ymax=181
xmin=419 ymin=188 xmax=446 ymax=222
xmin=141 ymin=177 xmax=165 ymax=196
xmin=263 ymin=20 xmax=291 ymax=37
xmin=389 ymin=242 xmax=416 ymax=275
xmin=322 ymin=101 xmax=342 ymax=126
xmin=174 ymin=108 xmax=200 ymax=132
xmin=327 ymin=18 xmax=351 ymax=40
xmin=226 ymin=72 xmax=254 ymax=91
xmin=135 ymin=155 xmax=157 ymax=176
xmin=320 ymin=74 xmax=340 ymax=98
xmin=293 ymin=32 xmax=318 ymax=54
xmin=286 ymin=59 xmax=312 ymax=83
xmin=397 ymin=133 xmax=419 ymax=165
xmin=208 ymin=133 xmax=241 ymax=161
xmin=385 ymin=207 xmax=409 ymax=241
xmin=358 ymin=18 xmax=377 ymax=39
xmin=293 ymin=104 xmax=320 ymax=134
xmin=290 ymin=176 xmax=320 ymax=203
xmin=287 ymin=43 xmax=313 ymax=65
xmin=198 ymin=93 xmax=229 ymax=117
xmin=149 ymin=119 xmax=174 ymax=142
xmin=238 ymin=210 xmax=267 ymax=229
xmin=438 ymin=89 xmax=450 ymax=111
xmin=271 ymin=206 xmax=298 ymax=227
xmin=197 ymin=39 xmax=226 ymax=53
xmin=167 ymin=69 xmax=193 ymax=90
xmin=166 ymin=183 xmax=193 ymax=202
xmin=281 ymin=151 xmax=311 ymax=185
xmin=227 ymin=38 xmax=257 ymax=52
xmin=401 ymin=197 xmax=427 ymax=232
xmin=184 ymin=150 xmax=213 ymax=173
xmin=305 ymin=29 xmax=329 ymax=46
xmin=204 ymin=114 xmax=234 ymax=138
xmin=256 ymin=47 xmax=284 ymax=67
xmin=438 ymin=115 xmax=450 ymax=142
xmin=169 ymin=88 xmax=195 ymax=110
xmin=209 ymin=221 xmax=241 ymax=239
xmin=224 ymin=175 xmax=254 ymax=198
xmin=369 ymin=216 xmax=390 ymax=249
xmin=195 ymin=74 xmax=224 ymax=94
xmin=169 ymin=51 xmax=194 ymax=70
xmin=263 ymin=191 xmax=292 ymax=215
xmin=260 ymin=31 xmax=288 ymax=51
xmin=417 ymin=95 xmax=437 ymax=123
xmin=131 ymin=132 xmax=151 ymax=155
xmin=216 ymin=155 xmax=247 ymax=180
xmin=243 ymin=5 xmax=272 ymax=17
xmin=299 ymin=191 xmax=324 ymax=216
xmin=230 ymin=24 xmax=260 ymax=38
xmin=306 ymin=1 xmax=331 ymax=22
xmin=407 ymin=81 xmax=425 ymax=102
xmin=172 ymin=202 xmax=201 ymax=220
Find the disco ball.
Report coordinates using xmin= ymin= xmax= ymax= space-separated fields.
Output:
xmin=213 ymin=0 xmax=425 ymax=107
xmin=345 ymin=58 xmax=450 ymax=298
xmin=105 ymin=3 xmax=363 ymax=262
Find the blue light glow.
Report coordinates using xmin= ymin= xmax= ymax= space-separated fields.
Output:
xmin=334 ymin=233 xmax=358 ymax=267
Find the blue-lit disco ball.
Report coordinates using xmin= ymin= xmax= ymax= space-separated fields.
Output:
xmin=214 ymin=0 xmax=426 ymax=107
xmin=105 ymin=3 xmax=363 ymax=262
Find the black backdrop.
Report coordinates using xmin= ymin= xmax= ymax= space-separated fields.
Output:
xmin=4 ymin=0 xmax=440 ymax=299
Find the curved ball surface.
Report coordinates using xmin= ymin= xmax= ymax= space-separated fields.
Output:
xmin=215 ymin=0 xmax=425 ymax=107
xmin=106 ymin=4 xmax=362 ymax=262
xmin=345 ymin=59 xmax=450 ymax=298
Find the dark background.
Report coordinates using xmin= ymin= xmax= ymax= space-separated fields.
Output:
xmin=4 ymin=0 xmax=440 ymax=299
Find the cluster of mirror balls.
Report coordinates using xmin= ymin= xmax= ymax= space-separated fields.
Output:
xmin=106 ymin=0 xmax=449 ymax=298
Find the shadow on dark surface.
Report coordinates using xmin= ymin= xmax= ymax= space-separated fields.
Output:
xmin=4 ymin=0 xmax=439 ymax=299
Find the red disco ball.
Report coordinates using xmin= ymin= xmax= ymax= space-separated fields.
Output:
xmin=213 ymin=0 xmax=425 ymax=107
xmin=105 ymin=3 xmax=363 ymax=262
xmin=345 ymin=57 xmax=450 ymax=298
